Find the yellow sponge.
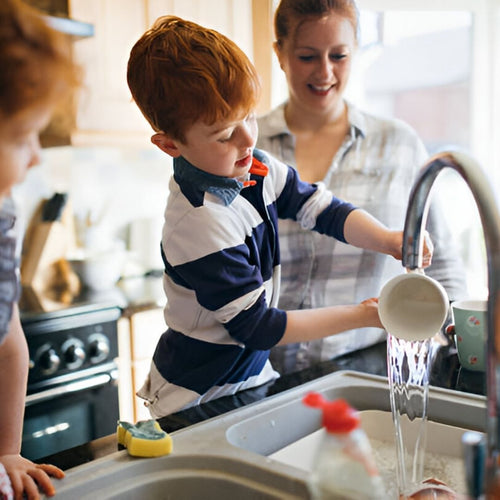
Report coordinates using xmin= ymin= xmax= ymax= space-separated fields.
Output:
xmin=117 ymin=420 xmax=173 ymax=457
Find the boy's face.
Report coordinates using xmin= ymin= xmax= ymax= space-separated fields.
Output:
xmin=153 ymin=112 xmax=258 ymax=179
xmin=0 ymin=105 xmax=51 ymax=202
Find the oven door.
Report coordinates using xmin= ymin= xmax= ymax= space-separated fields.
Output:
xmin=21 ymin=366 xmax=119 ymax=461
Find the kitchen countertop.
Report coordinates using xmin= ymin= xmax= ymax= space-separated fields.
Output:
xmin=22 ymin=275 xmax=486 ymax=471
xmin=19 ymin=272 xmax=166 ymax=320
xmin=37 ymin=338 xmax=486 ymax=471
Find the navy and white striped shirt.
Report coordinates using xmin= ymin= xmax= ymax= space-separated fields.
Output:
xmin=138 ymin=149 xmax=356 ymax=417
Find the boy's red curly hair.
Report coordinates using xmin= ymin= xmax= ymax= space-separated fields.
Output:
xmin=127 ymin=16 xmax=261 ymax=143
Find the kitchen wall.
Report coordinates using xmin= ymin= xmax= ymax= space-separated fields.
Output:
xmin=13 ymin=144 xmax=172 ymax=273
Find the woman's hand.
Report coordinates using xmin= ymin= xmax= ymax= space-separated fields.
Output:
xmin=0 ymin=454 xmax=65 ymax=499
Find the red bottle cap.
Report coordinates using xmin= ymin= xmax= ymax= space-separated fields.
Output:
xmin=303 ymin=392 xmax=360 ymax=433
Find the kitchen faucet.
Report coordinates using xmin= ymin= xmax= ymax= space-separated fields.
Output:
xmin=402 ymin=150 xmax=500 ymax=496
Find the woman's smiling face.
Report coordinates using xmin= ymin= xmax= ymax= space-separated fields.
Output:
xmin=275 ymin=12 xmax=357 ymax=116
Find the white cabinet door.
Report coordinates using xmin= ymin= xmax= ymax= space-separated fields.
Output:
xmin=129 ymin=308 xmax=166 ymax=421
xmin=69 ymin=0 xmax=153 ymax=146
xmin=117 ymin=307 xmax=166 ymax=422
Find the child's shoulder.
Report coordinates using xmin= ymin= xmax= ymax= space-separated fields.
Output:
xmin=163 ymin=190 xmax=256 ymax=265
xmin=164 ymin=180 xmax=250 ymax=238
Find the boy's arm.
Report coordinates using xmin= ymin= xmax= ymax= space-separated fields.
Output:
xmin=0 ymin=305 xmax=65 ymax=498
xmin=343 ymin=209 xmax=433 ymax=267
xmin=343 ymin=209 xmax=402 ymax=259
xmin=278 ymin=298 xmax=381 ymax=346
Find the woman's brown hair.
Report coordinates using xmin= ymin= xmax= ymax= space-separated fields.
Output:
xmin=274 ymin=0 xmax=359 ymax=48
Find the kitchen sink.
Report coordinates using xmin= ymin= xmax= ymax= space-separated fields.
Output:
xmin=50 ymin=454 xmax=307 ymax=499
xmin=268 ymin=409 xmax=473 ymax=496
xmin=52 ymin=371 xmax=486 ymax=499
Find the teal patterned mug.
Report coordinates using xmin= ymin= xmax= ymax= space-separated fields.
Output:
xmin=452 ymin=299 xmax=487 ymax=372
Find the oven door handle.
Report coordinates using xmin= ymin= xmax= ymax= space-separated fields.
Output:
xmin=25 ymin=369 xmax=118 ymax=406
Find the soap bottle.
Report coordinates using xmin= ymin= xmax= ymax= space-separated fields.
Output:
xmin=303 ymin=392 xmax=386 ymax=499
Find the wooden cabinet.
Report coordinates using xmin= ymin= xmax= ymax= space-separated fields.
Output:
xmin=117 ymin=307 xmax=166 ymax=422
xmin=68 ymin=0 xmax=258 ymax=146
xmin=69 ymin=0 xmax=151 ymax=146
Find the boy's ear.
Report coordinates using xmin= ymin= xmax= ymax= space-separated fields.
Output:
xmin=151 ymin=132 xmax=181 ymax=157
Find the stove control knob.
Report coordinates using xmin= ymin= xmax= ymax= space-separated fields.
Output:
xmin=62 ymin=338 xmax=86 ymax=370
xmin=88 ymin=333 xmax=110 ymax=364
xmin=37 ymin=344 xmax=60 ymax=375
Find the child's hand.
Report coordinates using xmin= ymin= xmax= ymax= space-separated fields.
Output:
xmin=0 ymin=454 xmax=64 ymax=499
xmin=390 ymin=230 xmax=434 ymax=268
xmin=421 ymin=230 xmax=433 ymax=268
xmin=359 ymin=297 xmax=383 ymax=329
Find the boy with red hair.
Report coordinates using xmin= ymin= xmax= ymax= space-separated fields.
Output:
xmin=127 ymin=16 xmax=431 ymax=418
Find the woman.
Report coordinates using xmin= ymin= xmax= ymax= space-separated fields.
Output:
xmin=256 ymin=0 xmax=466 ymax=373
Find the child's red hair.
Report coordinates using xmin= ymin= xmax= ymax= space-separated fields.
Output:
xmin=0 ymin=0 xmax=80 ymax=118
xmin=127 ymin=16 xmax=261 ymax=143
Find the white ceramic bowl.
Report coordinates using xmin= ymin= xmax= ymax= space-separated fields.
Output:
xmin=69 ymin=250 xmax=126 ymax=291
xmin=378 ymin=271 xmax=449 ymax=341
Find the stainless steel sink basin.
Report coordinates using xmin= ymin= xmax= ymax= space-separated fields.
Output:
xmin=52 ymin=371 xmax=486 ymax=499
xmin=51 ymin=454 xmax=307 ymax=499
xmin=269 ymin=409 xmax=474 ymax=496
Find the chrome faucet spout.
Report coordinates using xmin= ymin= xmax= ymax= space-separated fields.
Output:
xmin=402 ymin=150 xmax=500 ymax=495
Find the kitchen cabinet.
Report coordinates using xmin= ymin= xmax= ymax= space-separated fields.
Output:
xmin=117 ymin=306 xmax=166 ymax=422
xmin=68 ymin=0 xmax=150 ymax=146
xmin=68 ymin=0 xmax=265 ymax=146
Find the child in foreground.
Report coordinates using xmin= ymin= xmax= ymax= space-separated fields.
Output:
xmin=126 ymin=16 xmax=432 ymax=419
xmin=0 ymin=1 xmax=80 ymax=498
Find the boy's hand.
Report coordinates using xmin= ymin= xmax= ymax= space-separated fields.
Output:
xmin=421 ymin=230 xmax=433 ymax=268
xmin=390 ymin=230 xmax=434 ymax=268
xmin=359 ymin=297 xmax=383 ymax=329
xmin=0 ymin=454 xmax=65 ymax=499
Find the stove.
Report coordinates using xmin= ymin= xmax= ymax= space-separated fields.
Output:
xmin=20 ymin=301 xmax=122 ymax=461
